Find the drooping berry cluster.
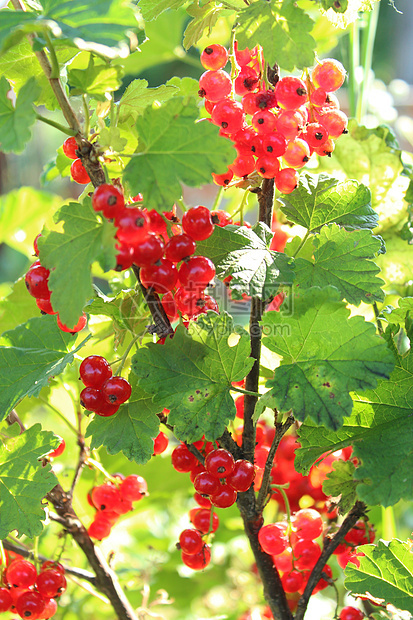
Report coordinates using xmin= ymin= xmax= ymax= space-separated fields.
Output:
xmin=87 ymin=474 xmax=147 ymax=540
xmin=90 ymin=182 xmax=221 ymax=321
xmin=0 ymin=557 xmax=66 ymax=619
xmin=172 ymin=441 xmax=255 ymax=570
xmin=199 ymin=43 xmax=348 ymax=193
xmin=79 ymin=355 xmax=131 ymax=417
xmin=63 ymin=137 xmax=91 ymax=185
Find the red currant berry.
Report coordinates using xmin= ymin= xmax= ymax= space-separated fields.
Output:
xmin=0 ymin=588 xmax=12 ymax=612
xmin=161 ymin=291 xmax=179 ymax=321
xmin=6 ymin=559 xmax=37 ymax=588
xmin=312 ymin=59 xmax=346 ymax=92
xmin=194 ymin=492 xmax=212 ymax=508
xmin=15 ymin=590 xmax=45 ymax=620
xmin=102 ymin=376 xmax=131 ymax=405
xmin=200 ymin=44 xmax=228 ymax=71
xmin=57 ymin=312 xmax=87 ymax=333
xmin=275 ymin=110 xmax=303 ymax=140
xmin=211 ymin=210 xmax=232 ymax=227
xmin=212 ymin=169 xmax=233 ymax=186
xmin=25 ymin=263 xmax=51 ymax=300
xmin=178 ymin=256 xmax=215 ymax=290
xmin=234 ymin=66 xmax=260 ymax=96
xmin=182 ymin=206 xmax=214 ymax=241
xmin=140 ymin=258 xmax=178 ymax=294
xmin=314 ymin=137 xmax=335 ymax=157
xmin=227 ymin=459 xmax=255 ymax=492
xmin=116 ymin=207 xmax=149 ymax=244
xmin=38 ymin=597 xmax=58 ymax=619
xmin=318 ymin=108 xmax=348 ymax=138
xmin=292 ymin=508 xmax=323 ymax=540
xmin=120 ymin=475 xmax=147 ymax=502
xmin=92 ymin=483 xmax=124 ymax=513
xmin=256 ymin=155 xmax=280 ymax=179
xmin=171 ymin=444 xmax=197 ymax=472
xmin=165 ymin=234 xmax=196 ymax=263
xmin=88 ymin=514 xmax=113 ymax=540
xmin=62 ymin=136 xmax=78 ymax=159
xmin=132 ymin=232 xmax=165 ymax=267
xmin=261 ymin=133 xmax=287 ymax=158
xmin=234 ymin=43 xmax=252 ymax=66
xmin=80 ymin=387 xmax=105 ymax=412
xmin=310 ymin=87 xmax=329 ymax=107
xmin=36 ymin=297 xmax=56 ymax=315
xmin=339 ymin=606 xmax=364 ymax=620
xmin=293 ymin=539 xmax=321 ymax=570
xmin=230 ymin=154 xmax=256 ymax=178
xmin=144 ymin=209 xmax=168 ymax=236
xmin=33 ymin=233 xmax=42 ymax=256
xmin=252 ymin=110 xmax=277 ymax=134
xmin=275 ymin=168 xmax=299 ymax=194
xmin=211 ymin=99 xmax=245 ymax=134
xmin=41 ymin=561 xmax=65 ymax=574
xmin=95 ymin=400 xmax=120 ymax=417
xmin=283 ymin=138 xmax=311 ymax=168
xmin=255 ymin=89 xmax=278 ymax=111
xmin=153 ymin=431 xmax=169 ymax=455
xmin=80 ymin=355 xmax=112 ymax=389
xmin=190 ymin=509 xmax=219 ymax=534
xmin=210 ymin=484 xmax=237 ymax=508
xmin=275 ymin=77 xmax=307 ymax=110
xmin=205 ymin=449 xmax=235 ymax=479
xmin=92 ymin=184 xmax=125 ymax=219
xmin=194 ymin=471 xmax=221 ymax=496
xmin=36 ymin=569 xmax=67 ymax=598
xmin=313 ymin=564 xmax=332 ymax=593
xmin=302 ymin=122 xmax=329 ymax=147
xmin=49 ymin=437 xmax=65 ymax=458
xmin=281 ymin=569 xmax=304 ymax=593
xmin=181 ymin=543 xmax=211 ymax=570
xmin=258 ymin=523 xmax=288 ymax=556
xmin=179 ymin=528 xmax=203 ymax=555
xmin=70 ymin=158 xmax=90 ymax=184
xmin=199 ymin=70 xmax=232 ymax=102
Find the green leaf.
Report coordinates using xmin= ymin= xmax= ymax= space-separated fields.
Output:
xmin=381 ymin=297 xmax=413 ymax=328
xmin=0 ymin=10 xmax=43 ymax=54
xmin=138 ymin=0 xmax=187 ymax=21
xmin=196 ymin=223 xmax=294 ymax=300
xmin=0 ymin=39 xmax=76 ymax=110
xmin=0 ymin=279 xmax=38 ymax=336
xmin=87 ymin=289 xmax=150 ymax=347
xmin=296 ymin=346 xmax=413 ymax=506
xmin=236 ymin=0 xmax=316 ymax=71
xmin=0 ymin=76 xmax=40 ymax=153
xmin=345 ymin=539 xmax=413 ymax=614
xmin=0 ymin=187 xmax=63 ymax=255
xmin=86 ymin=374 xmax=160 ymax=464
xmin=38 ymin=199 xmax=117 ymax=328
xmin=376 ymin=235 xmax=413 ymax=288
xmin=0 ymin=424 xmax=59 ymax=539
xmin=322 ymin=460 xmax=360 ymax=514
xmin=261 ymin=286 xmax=395 ymax=431
xmin=166 ymin=76 xmax=200 ymax=98
xmin=68 ymin=56 xmax=123 ymax=100
xmin=183 ymin=1 xmax=222 ymax=50
xmin=294 ymin=224 xmax=385 ymax=306
xmin=131 ymin=312 xmax=254 ymax=442
xmin=279 ymin=173 xmax=377 ymax=233
xmin=0 ymin=316 xmax=85 ymax=420
xmin=123 ymin=97 xmax=236 ymax=211
xmin=98 ymin=127 xmax=128 ymax=153
xmin=321 ymin=121 xmax=404 ymax=213
xmin=118 ymin=79 xmax=178 ymax=123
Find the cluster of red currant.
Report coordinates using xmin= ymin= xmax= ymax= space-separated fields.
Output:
xmin=25 ymin=235 xmax=87 ymax=333
xmin=172 ymin=442 xmax=255 ymax=570
xmin=79 ymin=355 xmax=131 ymax=418
xmin=89 ymin=181 xmax=221 ymax=319
xmin=199 ymin=43 xmax=348 ymax=193
xmin=62 ymin=137 xmax=90 ymax=185
xmin=87 ymin=474 xmax=147 ymax=541
xmin=0 ymin=557 xmax=66 ymax=619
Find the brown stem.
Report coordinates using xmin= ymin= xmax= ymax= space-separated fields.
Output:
xmin=258 ymin=178 xmax=275 ymax=228
xmin=294 ymin=501 xmax=368 ymax=620
xmin=256 ymin=414 xmax=294 ymax=513
xmin=2 ymin=540 xmax=97 ymax=585
xmin=6 ymin=412 xmax=138 ymax=620
xmin=69 ymin=408 xmax=89 ymax=498
xmin=132 ymin=265 xmax=174 ymax=339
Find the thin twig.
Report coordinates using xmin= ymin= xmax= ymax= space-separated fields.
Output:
xmin=132 ymin=266 xmax=174 ymax=339
xmin=294 ymin=501 xmax=368 ymax=620
xmin=256 ymin=415 xmax=295 ymax=513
